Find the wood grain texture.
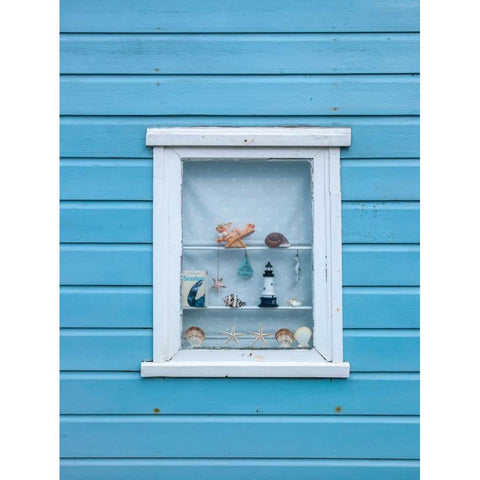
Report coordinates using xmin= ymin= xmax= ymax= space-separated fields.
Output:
xmin=60 ymin=0 xmax=419 ymax=33
xmin=60 ymin=372 xmax=419 ymax=414
xmin=61 ymin=33 xmax=419 ymax=74
xmin=59 ymin=201 xmax=419 ymax=244
xmin=60 ymin=459 xmax=419 ymax=480
xmin=60 ymin=329 xmax=419 ymax=372
xmin=60 ymin=117 xmax=420 ymax=159
xmin=60 ymin=159 xmax=419 ymax=201
xmin=60 ymin=414 xmax=419 ymax=459
xmin=60 ymin=75 xmax=419 ymax=116
xmin=60 ymin=286 xmax=418 ymax=329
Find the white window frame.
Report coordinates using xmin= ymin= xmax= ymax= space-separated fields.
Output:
xmin=141 ymin=127 xmax=351 ymax=378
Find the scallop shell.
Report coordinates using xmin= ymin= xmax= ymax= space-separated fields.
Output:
xmin=275 ymin=328 xmax=294 ymax=348
xmin=185 ymin=326 xmax=205 ymax=347
xmin=264 ymin=232 xmax=290 ymax=248
xmin=294 ymin=326 xmax=312 ymax=348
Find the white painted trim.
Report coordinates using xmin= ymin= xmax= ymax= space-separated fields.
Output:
xmin=142 ymin=348 xmax=350 ymax=378
xmin=147 ymin=127 xmax=351 ymax=147
xmin=146 ymin=127 xmax=348 ymax=378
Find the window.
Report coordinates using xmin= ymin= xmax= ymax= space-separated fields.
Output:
xmin=141 ymin=127 xmax=350 ymax=377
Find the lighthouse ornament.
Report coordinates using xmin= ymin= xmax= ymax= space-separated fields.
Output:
xmin=258 ymin=262 xmax=279 ymax=308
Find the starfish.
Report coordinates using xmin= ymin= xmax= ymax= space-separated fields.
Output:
xmin=210 ymin=276 xmax=226 ymax=293
xmin=221 ymin=323 xmax=246 ymax=347
xmin=249 ymin=323 xmax=273 ymax=347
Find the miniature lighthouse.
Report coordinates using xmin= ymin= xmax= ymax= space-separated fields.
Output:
xmin=258 ymin=261 xmax=278 ymax=307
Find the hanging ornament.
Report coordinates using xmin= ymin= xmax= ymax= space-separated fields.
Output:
xmin=237 ymin=250 xmax=254 ymax=278
xmin=294 ymin=250 xmax=302 ymax=283
xmin=210 ymin=250 xmax=227 ymax=293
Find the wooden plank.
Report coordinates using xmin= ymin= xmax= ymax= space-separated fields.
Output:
xmin=60 ymin=286 xmax=418 ymax=329
xmin=60 ymin=244 xmax=418 ymax=286
xmin=343 ymin=287 xmax=419 ymax=329
xmin=60 ymin=117 xmax=420 ymax=159
xmin=343 ymin=245 xmax=419 ymax=286
xmin=60 ymin=201 xmax=418 ymax=244
xmin=60 ymin=372 xmax=419 ymax=414
xmin=60 ymin=245 xmax=152 ymax=285
xmin=60 ymin=414 xmax=419 ymax=459
xmin=60 ymin=33 xmax=419 ymax=74
xmin=60 ymin=286 xmax=152 ymax=328
xmin=60 ymin=459 xmax=419 ymax=480
xmin=60 ymin=75 xmax=419 ymax=116
xmin=60 ymin=159 xmax=419 ymax=201
xmin=60 ymin=159 xmax=152 ymax=200
xmin=60 ymin=201 xmax=151 ymax=243
xmin=59 ymin=329 xmax=419 ymax=372
xmin=342 ymin=202 xmax=419 ymax=244
xmin=60 ymin=0 xmax=420 ymax=33
xmin=341 ymin=159 xmax=419 ymax=201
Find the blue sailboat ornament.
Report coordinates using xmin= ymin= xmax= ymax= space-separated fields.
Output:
xmin=237 ymin=250 xmax=254 ymax=278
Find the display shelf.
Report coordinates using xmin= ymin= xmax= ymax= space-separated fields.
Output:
xmin=183 ymin=245 xmax=312 ymax=251
xmin=183 ymin=306 xmax=312 ymax=311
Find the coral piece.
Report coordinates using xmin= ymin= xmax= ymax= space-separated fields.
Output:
xmin=185 ymin=326 xmax=205 ymax=347
xmin=275 ymin=328 xmax=294 ymax=348
xmin=223 ymin=293 xmax=246 ymax=308
xmin=264 ymin=232 xmax=290 ymax=248
xmin=216 ymin=222 xmax=255 ymax=248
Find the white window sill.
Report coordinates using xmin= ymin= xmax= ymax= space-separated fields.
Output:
xmin=141 ymin=349 xmax=350 ymax=378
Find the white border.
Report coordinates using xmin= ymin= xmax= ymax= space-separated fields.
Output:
xmin=142 ymin=128 xmax=350 ymax=377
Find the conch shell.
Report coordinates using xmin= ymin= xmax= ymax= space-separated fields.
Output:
xmin=264 ymin=232 xmax=290 ymax=248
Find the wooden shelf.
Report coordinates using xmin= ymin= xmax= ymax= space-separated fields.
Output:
xmin=183 ymin=245 xmax=312 ymax=251
xmin=183 ymin=306 xmax=312 ymax=311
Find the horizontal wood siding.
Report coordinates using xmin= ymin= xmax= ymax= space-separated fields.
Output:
xmin=60 ymin=244 xmax=419 ymax=286
xmin=60 ymin=415 xmax=419 ymax=459
xmin=61 ymin=75 xmax=419 ymax=115
xmin=60 ymin=201 xmax=419 ymax=243
xmin=60 ymin=329 xmax=419 ymax=372
xmin=60 ymin=0 xmax=419 ymax=33
xmin=60 ymin=0 xmax=419 ymax=477
xmin=60 ymin=159 xmax=420 ymax=201
xmin=60 ymin=286 xmax=419 ymax=329
xmin=60 ymin=117 xmax=419 ymax=158
xmin=60 ymin=372 xmax=419 ymax=415
xmin=60 ymin=459 xmax=419 ymax=480
xmin=61 ymin=34 xmax=419 ymax=74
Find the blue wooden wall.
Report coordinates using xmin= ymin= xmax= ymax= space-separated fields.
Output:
xmin=60 ymin=1 xmax=420 ymax=478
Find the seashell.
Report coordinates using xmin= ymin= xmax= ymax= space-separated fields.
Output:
xmin=185 ymin=326 xmax=205 ymax=347
xmin=275 ymin=328 xmax=294 ymax=348
xmin=264 ymin=232 xmax=290 ymax=248
xmin=287 ymin=298 xmax=302 ymax=307
xmin=294 ymin=326 xmax=312 ymax=348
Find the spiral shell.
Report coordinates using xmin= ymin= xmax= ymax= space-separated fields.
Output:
xmin=185 ymin=326 xmax=205 ymax=347
xmin=264 ymin=232 xmax=290 ymax=248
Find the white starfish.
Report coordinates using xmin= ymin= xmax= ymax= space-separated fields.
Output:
xmin=249 ymin=323 xmax=273 ymax=347
xmin=220 ymin=323 xmax=246 ymax=347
